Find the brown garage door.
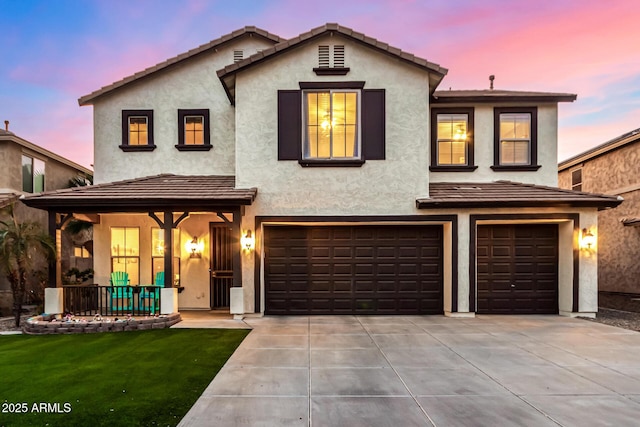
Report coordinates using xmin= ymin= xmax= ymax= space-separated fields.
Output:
xmin=477 ymin=224 xmax=558 ymax=314
xmin=264 ymin=225 xmax=443 ymax=315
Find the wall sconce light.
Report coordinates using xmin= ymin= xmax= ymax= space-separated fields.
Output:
xmin=241 ymin=230 xmax=255 ymax=251
xmin=581 ymin=228 xmax=596 ymax=250
xmin=186 ymin=236 xmax=203 ymax=258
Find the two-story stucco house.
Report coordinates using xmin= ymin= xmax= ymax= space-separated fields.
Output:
xmin=24 ymin=24 xmax=621 ymax=318
xmin=559 ymin=128 xmax=640 ymax=297
xmin=0 ymin=123 xmax=93 ymax=315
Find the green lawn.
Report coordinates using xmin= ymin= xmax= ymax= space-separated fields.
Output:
xmin=0 ymin=328 xmax=249 ymax=427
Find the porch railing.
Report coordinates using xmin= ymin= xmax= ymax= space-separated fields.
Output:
xmin=62 ymin=285 xmax=163 ymax=316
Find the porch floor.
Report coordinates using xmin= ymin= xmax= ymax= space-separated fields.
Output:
xmin=172 ymin=310 xmax=252 ymax=329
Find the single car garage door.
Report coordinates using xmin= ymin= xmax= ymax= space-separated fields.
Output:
xmin=264 ymin=225 xmax=443 ymax=315
xmin=477 ymin=224 xmax=558 ymax=314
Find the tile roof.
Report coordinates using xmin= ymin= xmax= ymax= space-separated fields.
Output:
xmin=432 ymin=89 xmax=577 ymax=103
xmin=217 ymin=23 xmax=448 ymax=104
xmin=78 ymin=26 xmax=284 ymax=106
xmin=558 ymin=127 xmax=640 ymax=170
xmin=418 ymin=181 xmax=622 ymax=210
xmin=22 ymin=174 xmax=257 ymax=212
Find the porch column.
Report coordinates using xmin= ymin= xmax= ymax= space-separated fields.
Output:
xmin=47 ymin=211 xmax=58 ymax=288
xmin=232 ymin=208 xmax=242 ymax=287
xmin=163 ymin=211 xmax=174 ymax=288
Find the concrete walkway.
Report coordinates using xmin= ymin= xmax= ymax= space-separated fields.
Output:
xmin=178 ymin=314 xmax=640 ymax=426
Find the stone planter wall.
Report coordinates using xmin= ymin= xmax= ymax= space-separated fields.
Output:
xmin=22 ymin=313 xmax=181 ymax=335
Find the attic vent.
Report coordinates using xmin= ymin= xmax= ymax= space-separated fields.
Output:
xmin=333 ymin=45 xmax=345 ymax=67
xmin=314 ymin=45 xmax=350 ymax=75
xmin=234 ymin=50 xmax=243 ymax=63
xmin=318 ymin=45 xmax=330 ymax=68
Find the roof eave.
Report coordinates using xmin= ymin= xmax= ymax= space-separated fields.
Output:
xmin=78 ymin=27 xmax=283 ymax=106
xmin=22 ymin=197 xmax=256 ymax=213
xmin=559 ymin=129 xmax=640 ymax=170
xmin=217 ymin=23 xmax=448 ymax=103
xmin=415 ymin=199 xmax=622 ymax=210
xmin=431 ymin=94 xmax=577 ymax=104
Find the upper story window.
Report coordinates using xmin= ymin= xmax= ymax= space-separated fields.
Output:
xmin=303 ymin=90 xmax=360 ymax=161
xmin=121 ymin=110 xmax=155 ymax=151
xmin=277 ymin=82 xmax=385 ymax=166
xmin=571 ymin=168 xmax=582 ymax=191
xmin=21 ymin=155 xmax=45 ymax=193
xmin=492 ymin=107 xmax=540 ymax=171
xmin=176 ymin=109 xmax=211 ymax=151
xmin=430 ymin=108 xmax=476 ymax=171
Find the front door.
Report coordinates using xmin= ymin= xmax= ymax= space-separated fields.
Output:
xmin=210 ymin=223 xmax=233 ymax=309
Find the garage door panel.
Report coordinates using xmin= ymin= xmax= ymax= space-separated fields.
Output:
xmin=477 ymin=224 xmax=558 ymax=315
xmin=333 ymin=247 xmax=352 ymax=258
xmin=378 ymin=281 xmax=397 ymax=292
xmin=264 ymin=225 xmax=443 ymax=315
xmin=289 ymin=281 xmax=309 ymax=293
xmin=311 ymin=247 xmax=331 ymax=258
xmin=377 ymin=247 xmax=397 ymax=258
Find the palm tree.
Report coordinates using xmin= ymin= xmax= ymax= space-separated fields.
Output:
xmin=0 ymin=205 xmax=55 ymax=326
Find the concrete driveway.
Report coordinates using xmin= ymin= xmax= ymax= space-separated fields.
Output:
xmin=178 ymin=315 xmax=640 ymax=426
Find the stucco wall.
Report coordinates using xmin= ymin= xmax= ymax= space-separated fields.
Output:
xmin=235 ymin=35 xmax=431 ymax=215
xmin=91 ymin=37 xmax=275 ymax=184
xmin=559 ymin=141 xmax=639 ymax=294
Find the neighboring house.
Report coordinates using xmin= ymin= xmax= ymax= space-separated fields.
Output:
xmin=559 ymin=128 xmax=640 ymax=295
xmin=24 ymin=24 xmax=621 ymax=318
xmin=0 ymin=124 xmax=93 ymax=314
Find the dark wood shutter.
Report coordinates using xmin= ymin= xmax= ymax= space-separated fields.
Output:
xmin=362 ymin=89 xmax=385 ymax=160
xmin=277 ymin=90 xmax=301 ymax=160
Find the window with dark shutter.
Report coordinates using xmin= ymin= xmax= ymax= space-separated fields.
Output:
xmin=277 ymin=87 xmax=386 ymax=165
xmin=362 ymin=89 xmax=385 ymax=160
xmin=277 ymin=90 xmax=302 ymax=160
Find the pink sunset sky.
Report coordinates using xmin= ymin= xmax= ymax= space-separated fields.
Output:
xmin=1 ymin=0 xmax=639 ymax=169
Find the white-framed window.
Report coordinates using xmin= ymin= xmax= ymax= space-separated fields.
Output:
xmin=436 ymin=114 xmax=469 ymax=165
xmin=498 ymin=112 xmax=531 ymax=165
xmin=303 ymin=90 xmax=360 ymax=160
xmin=21 ymin=155 xmax=45 ymax=193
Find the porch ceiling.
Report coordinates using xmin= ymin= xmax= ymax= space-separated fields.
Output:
xmin=21 ymin=174 xmax=257 ymax=213
xmin=418 ymin=181 xmax=623 ymax=210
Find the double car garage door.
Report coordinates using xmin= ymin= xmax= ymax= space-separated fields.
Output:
xmin=263 ymin=223 xmax=559 ymax=315
xmin=264 ymin=225 xmax=443 ymax=315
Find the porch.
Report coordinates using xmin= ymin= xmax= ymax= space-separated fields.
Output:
xmin=22 ymin=175 xmax=258 ymax=317
xmin=62 ymin=284 xmax=165 ymax=316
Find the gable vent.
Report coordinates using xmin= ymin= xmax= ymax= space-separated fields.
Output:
xmin=234 ymin=50 xmax=243 ymax=63
xmin=318 ymin=45 xmax=330 ymax=68
xmin=333 ymin=45 xmax=345 ymax=67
